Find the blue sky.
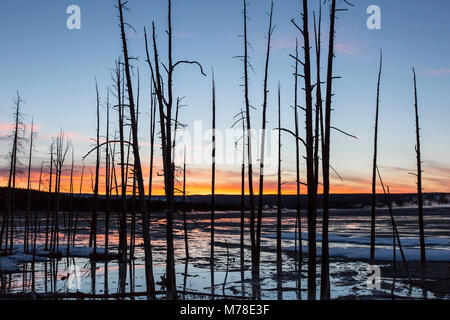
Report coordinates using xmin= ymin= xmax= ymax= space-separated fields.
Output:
xmin=0 ymin=0 xmax=449 ymax=194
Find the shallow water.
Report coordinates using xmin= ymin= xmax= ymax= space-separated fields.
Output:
xmin=1 ymin=206 xmax=449 ymax=300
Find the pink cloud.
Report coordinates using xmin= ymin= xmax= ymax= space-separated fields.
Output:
xmin=0 ymin=123 xmax=12 ymax=133
xmin=64 ymin=131 xmax=92 ymax=143
xmin=335 ymin=43 xmax=359 ymax=55
xmin=38 ymin=131 xmax=91 ymax=144
xmin=0 ymin=122 xmax=42 ymax=133
xmin=173 ymin=32 xmax=193 ymax=39
xmin=271 ymin=35 xmax=295 ymax=50
xmin=424 ymin=69 xmax=450 ymax=76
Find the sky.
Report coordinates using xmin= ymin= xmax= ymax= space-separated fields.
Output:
xmin=0 ymin=0 xmax=449 ymax=195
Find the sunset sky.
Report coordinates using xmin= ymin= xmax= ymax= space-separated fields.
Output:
xmin=0 ymin=0 xmax=449 ymax=195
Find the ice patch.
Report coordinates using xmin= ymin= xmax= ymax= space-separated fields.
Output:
xmin=283 ymin=243 xmax=450 ymax=261
xmin=264 ymin=232 xmax=450 ymax=247
xmin=1 ymin=245 xmax=106 ymax=273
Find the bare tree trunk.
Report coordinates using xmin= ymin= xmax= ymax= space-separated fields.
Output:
xmin=105 ymin=91 xmax=111 ymax=257
xmin=413 ymin=68 xmax=426 ymax=277
xmin=25 ymin=121 xmax=35 ymax=254
xmin=377 ymin=168 xmax=412 ymax=283
xmin=370 ymin=50 xmax=383 ymax=263
xmin=115 ymin=60 xmax=128 ymax=263
xmin=321 ymin=0 xmax=338 ymax=301
xmin=130 ymin=72 xmax=141 ymax=260
xmin=45 ymin=143 xmax=54 ymax=251
xmin=144 ymin=0 xmax=205 ymax=299
xmin=242 ymin=0 xmax=257 ymax=281
xmin=296 ymin=0 xmax=316 ymax=300
xmin=183 ymin=147 xmax=189 ymax=260
xmin=256 ymin=0 xmax=274 ymax=270
xmin=3 ymin=93 xmax=23 ymax=254
xmin=129 ymin=145 xmax=136 ymax=258
xmin=31 ymin=163 xmax=43 ymax=294
xmin=52 ymin=131 xmax=69 ymax=255
xmin=293 ymin=40 xmax=302 ymax=265
xmin=117 ymin=0 xmax=155 ymax=299
xmin=276 ymin=82 xmax=282 ymax=272
xmin=145 ymin=75 xmax=157 ymax=272
xmin=72 ymin=162 xmax=84 ymax=246
xmin=31 ymin=220 xmax=39 ymax=294
xmin=146 ymin=22 xmax=175 ymax=299
xmin=89 ymin=81 xmax=101 ymax=255
xmin=165 ymin=2 xmax=177 ymax=297
xmin=67 ymin=148 xmax=75 ymax=256
xmin=313 ymin=5 xmax=323 ymax=208
xmin=313 ymin=10 xmax=326 ymax=298
xmin=314 ymin=5 xmax=329 ymax=300
xmin=9 ymin=96 xmax=21 ymax=254
xmin=240 ymin=110 xmax=245 ymax=267
xmin=148 ymin=11 xmax=178 ymax=301
xmin=148 ymin=79 xmax=156 ymax=229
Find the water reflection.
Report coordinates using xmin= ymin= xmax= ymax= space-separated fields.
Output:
xmin=0 ymin=208 xmax=448 ymax=300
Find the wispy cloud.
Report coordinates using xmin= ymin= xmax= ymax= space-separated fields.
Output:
xmin=0 ymin=123 xmax=12 ymax=133
xmin=271 ymin=34 xmax=295 ymax=50
xmin=0 ymin=122 xmax=42 ymax=133
xmin=335 ymin=43 xmax=360 ymax=55
xmin=424 ymin=68 xmax=450 ymax=76
xmin=38 ymin=131 xmax=91 ymax=144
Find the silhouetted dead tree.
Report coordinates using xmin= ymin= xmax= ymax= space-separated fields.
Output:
xmin=313 ymin=5 xmax=323 ymax=204
xmin=44 ymin=142 xmax=54 ymax=251
xmin=51 ymin=131 xmax=70 ymax=254
xmin=274 ymin=40 xmax=304 ymax=298
xmin=146 ymin=16 xmax=176 ymax=300
xmin=89 ymin=80 xmax=101 ymax=255
xmin=321 ymin=0 xmax=349 ymax=301
xmin=31 ymin=220 xmax=39 ymax=294
xmin=292 ymin=39 xmax=303 ymax=266
xmin=211 ymin=71 xmax=216 ymax=264
xmin=292 ymin=0 xmax=316 ymax=300
xmin=276 ymin=82 xmax=282 ymax=272
xmin=25 ymin=120 xmax=36 ymax=254
xmin=239 ymin=109 xmax=246 ymax=296
xmin=370 ymin=50 xmax=383 ymax=263
xmin=32 ymin=163 xmax=44 ymax=293
xmin=130 ymin=146 xmax=137 ymax=257
xmin=182 ymin=146 xmax=189 ymax=260
xmin=377 ymin=167 xmax=411 ymax=283
xmin=279 ymin=40 xmax=312 ymax=297
xmin=146 ymin=20 xmax=176 ymax=298
xmin=242 ymin=0 xmax=257 ymax=279
xmin=144 ymin=74 xmax=157 ymax=278
xmin=130 ymin=71 xmax=141 ymax=259
xmin=172 ymin=97 xmax=182 ymax=165
xmin=0 ymin=92 xmax=25 ymax=254
xmin=117 ymin=0 xmax=155 ymax=299
xmin=105 ymin=90 xmax=111 ymax=257
xmin=66 ymin=148 xmax=75 ymax=256
xmin=148 ymin=76 xmax=157 ymax=215
xmin=413 ymin=68 xmax=426 ymax=277
xmin=9 ymin=94 xmax=26 ymax=254
xmin=144 ymin=0 xmax=205 ymax=299
xmin=256 ymin=0 xmax=274 ymax=271
xmin=113 ymin=59 xmax=128 ymax=263
xmin=72 ymin=161 xmax=84 ymax=246
xmin=236 ymin=109 xmax=246 ymax=267
xmin=37 ymin=163 xmax=44 ymax=209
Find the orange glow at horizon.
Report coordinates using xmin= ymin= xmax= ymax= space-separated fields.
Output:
xmin=2 ymin=163 xmax=448 ymax=196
